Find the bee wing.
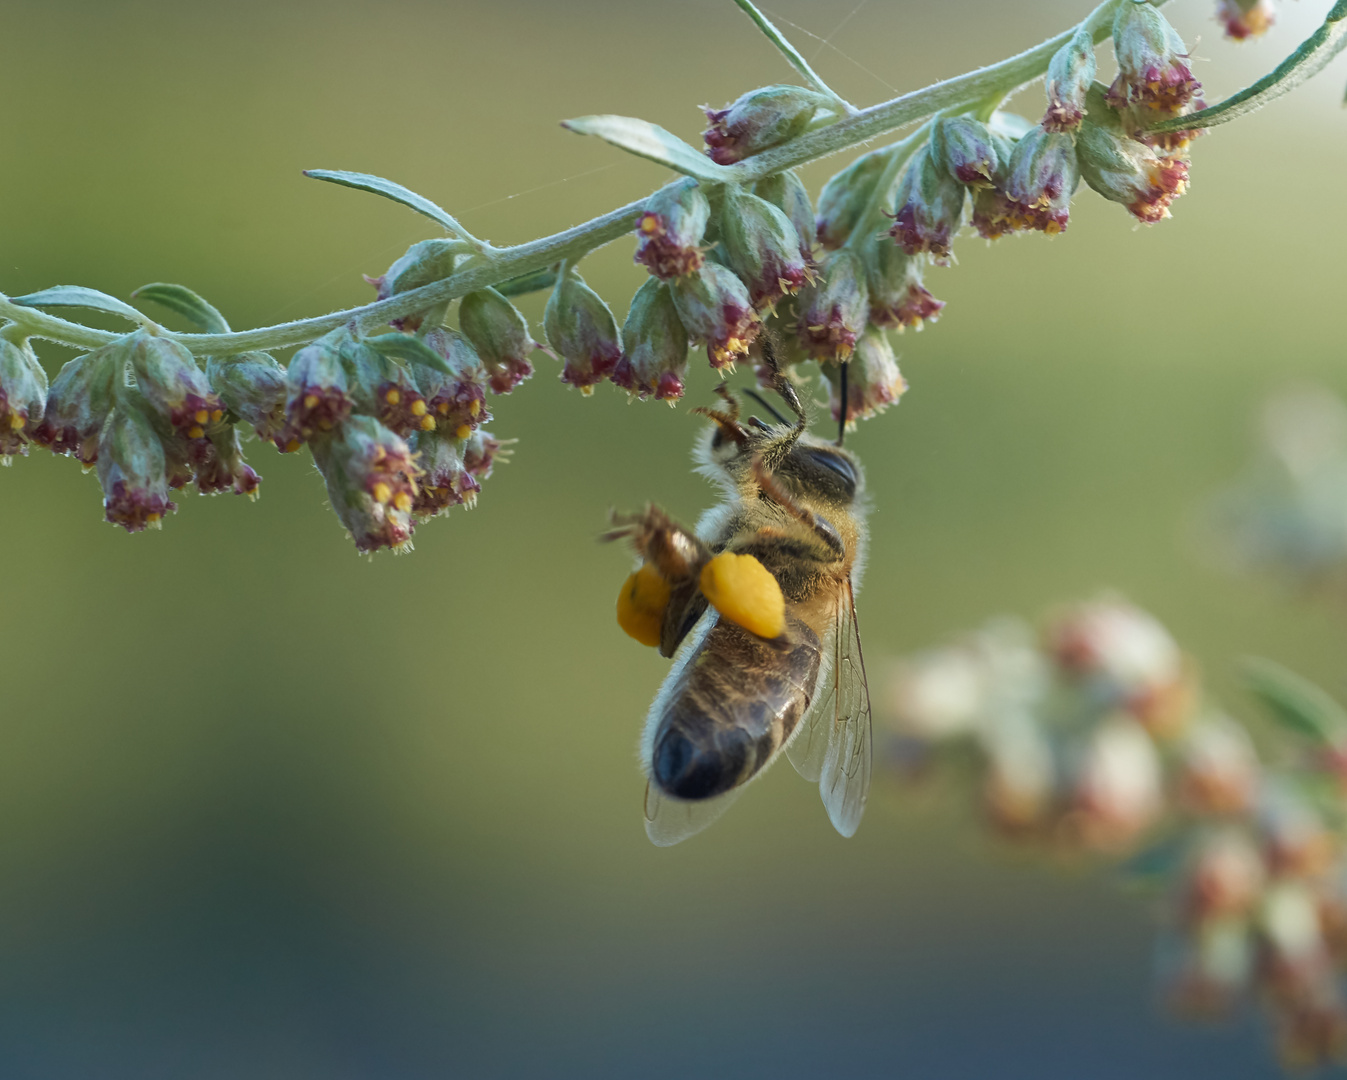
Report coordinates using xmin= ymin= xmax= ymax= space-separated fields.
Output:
xmin=788 ymin=577 xmax=872 ymax=837
xmin=643 ymin=781 xmax=744 ymax=847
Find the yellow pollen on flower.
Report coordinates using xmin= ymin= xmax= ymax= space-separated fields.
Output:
xmin=616 ymin=563 xmax=671 ymax=648
xmin=581 ymin=385 xmax=595 ymax=397
xmin=146 ymin=513 xmax=161 ymax=524
xmin=372 ymin=481 xmax=392 ymax=504
xmin=285 ymin=438 xmax=301 ymax=453
xmin=385 ymin=388 xmax=401 ymax=405
xmin=372 ymin=445 xmax=386 ymax=462
xmin=211 ymin=409 xmax=224 ymax=423
xmin=187 ymin=425 xmax=205 ymax=439
xmin=455 ymin=424 xmax=471 ymax=440
xmin=419 ymin=416 xmax=436 ymax=431
xmin=410 ymin=399 xmax=427 ymax=416
xmin=304 ymin=394 xmax=320 ymax=410
xmin=699 ymin=551 xmax=785 ymax=639
xmin=194 ymin=409 xmax=210 ymax=424
xmin=436 ymin=401 xmax=450 ymax=415
xmin=393 ymin=492 xmax=413 ymax=512
xmin=8 ymin=415 xmax=24 ymax=430
xmin=639 ymin=214 xmax=660 ymax=234
xmin=469 ymin=399 xmax=482 ymax=418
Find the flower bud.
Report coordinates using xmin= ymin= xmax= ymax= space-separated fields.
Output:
xmin=1178 ymin=716 xmax=1260 ymax=815
xmin=1218 ymin=0 xmax=1276 ymax=40
xmin=1183 ymin=829 xmax=1265 ymax=922
xmin=702 ymin=85 xmax=829 ymax=165
xmin=1000 ymin=127 xmax=1079 ymax=235
xmin=719 ymin=186 xmax=812 ymax=310
xmin=409 ymin=427 xmax=480 ymax=517
xmin=816 ymin=150 xmax=888 ymax=250
xmin=983 ymin=712 xmax=1056 ymax=833
xmin=310 ymin=415 xmax=419 ymax=553
xmin=1069 ymin=715 xmax=1163 ymax=850
xmin=340 ymin=335 xmax=430 ymax=437
xmin=613 ymin=277 xmax=689 ymax=402
xmin=458 ymin=288 xmax=536 ymax=394
xmin=0 ymin=333 xmax=48 ymax=461
xmin=752 ymin=170 xmax=816 ymax=256
xmin=284 ymin=327 xmax=353 ymax=441
xmin=127 ymin=331 xmax=223 ymax=441
xmin=462 ymin=427 xmax=507 ymax=481
xmin=543 ymin=271 xmax=623 ymax=393
xmin=1047 ymin=598 xmax=1184 ymax=709
xmin=1108 ymin=0 xmax=1201 ymax=114
xmin=1077 ymin=86 xmax=1190 ymax=223
xmin=821 ymin=329 xmax=907 ymax=425
xmin=97 ymin=403 xmax=176 ymax=532
xmin=206 ymin=352 xmax=289 ymax=450
xmin=794 ymin=248 xmax=867 ymax=362
xmin=669 ymin=261 xmax=762 ymax=370
xmin=1042 ymin=27 xmax=1097 ymax=132
xmin=191 ymin=425 xmax=261 ymax=498
xmin=1164 ymin=919 xmax=1253 ymax=1018
xmin=930 ymin=117 xmax=1002 ymax=187
xmin=415 ymin=327 xmax=490 ymax=438
xmin=861 ymin=238 xmax=945 ymax=331
xmin=365 ymin=238 xmax=458 ymax=332
xmin=32 ymin=342 xmax=121 ymax=464
xmin=890 ymin=145 xmax=965 ymax=262
xmin=634 ymin=178 xmax=711 ymax=280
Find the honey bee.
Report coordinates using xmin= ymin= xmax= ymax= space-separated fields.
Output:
xmin=609 ymin=355 xmax=871 ymax=845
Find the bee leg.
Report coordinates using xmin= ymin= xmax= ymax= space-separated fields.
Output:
xmin=603 ymin=504 xmax=712 ymax=581
xmin=750 ymin=457 xmax=845 ymax=558
xmin=691 ymin=386 xmax=749 ymax=450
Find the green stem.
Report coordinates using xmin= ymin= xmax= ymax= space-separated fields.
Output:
xmin=730 ymin=0 xmax=855 ymax=114
xmin=0 ymin=0 xmax=1126 ymax=359
xmin=842 ymin=123 xmax=934 ymax=251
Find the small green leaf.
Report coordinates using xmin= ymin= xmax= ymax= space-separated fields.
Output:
xmin=1148 ymin=0 xmax=1347 ymax=134
xmin=495 ymin=267 xmax=559 ymax=298
xmin=561 ymin=115 xmax=732 ymax=184
xmin=303 ymin=170 xmax=479 ymax=243
xmin=1117 ymin=832 xmax=1187 ymax=888
xmin=10 ymin=286 xmax=150 ymax=325
xmin=131 ymin=283 xmax=230 ymax=334
xmin=364 ymin=333 xmax=452 ymax=375
xmin=1242 ymin=657 xmax=1347 ymax=746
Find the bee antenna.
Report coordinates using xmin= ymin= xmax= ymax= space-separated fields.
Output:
xmin=741 ymin=388 xmax=790 ymax=427
xmin=837 ymin=360 xmax=849 ymax=447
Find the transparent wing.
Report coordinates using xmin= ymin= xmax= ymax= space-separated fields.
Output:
xmin=814 ymin=579 xmax=872 ymax=837
xmin=785 ymin=642 xmax=833 ymax=783
xmin=643 ymin=781 xmax=744 ymax=847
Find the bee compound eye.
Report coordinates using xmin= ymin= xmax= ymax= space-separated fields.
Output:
xmin=804 ymin=448 xmax=857 ymax=495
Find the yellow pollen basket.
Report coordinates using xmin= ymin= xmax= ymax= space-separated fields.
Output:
xmin=698 ymin=552 xmax=785 ymax=639
xmin=616 ymin=563 xmax=671 ymax=648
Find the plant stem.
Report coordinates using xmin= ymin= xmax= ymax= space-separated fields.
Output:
xmin=0 ymin=0 xmax=1124 ymax=359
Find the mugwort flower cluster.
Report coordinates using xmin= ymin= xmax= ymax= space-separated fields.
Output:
xmin=885 ymin=596 xmax=1347 ymax=1069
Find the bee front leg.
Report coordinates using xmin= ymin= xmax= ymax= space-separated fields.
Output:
xmin=603 ymin=504 xmax=712 ymax=583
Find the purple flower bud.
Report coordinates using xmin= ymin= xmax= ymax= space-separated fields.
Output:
xmin=339 ymin=335 xmax=431 ymax=437
xmin=1000 ymin=126 xmax=1079 ymax=235
xmin=206 ymin=352 xmax=289 ymax=451
xmin=702 ymin=85 xmax=828 ymax=165
xmin=794 ymin=248 xmax=868 ymax=363
xmin=719 ymin=186 xmax=813 ymax=310
xmin=816 ymin=150 xmax=887 ymax=250
xmin=0 ymin=333 xmax=48 ymax=461
xmin=1108 ymin=0 xmax=1201 ymax=114
xmin=415 ymin=327 xmax=491 ymax=439
xmin=458 ymin=288 xmax=536 ymax=394
xmin=634 ymin=179 xmax=711 ymax=280
xmin=669 ymin=261 xmax=762 ymax=371
xmin=409 ymin=428 xmax=480 ymax=517
xmin=821 ymin=329 xmax=907 ymax=426
xmin=191 ymin=425 xmax=261 ymax=498
xmin=310 ymin=415 xmax=419 ymax=553
xmin=752 ymin=170 xmax=816 ymax=258
xmin=543 ymin=271 xmax=623 ymax=393
xmin=1077 ymin=87 xmax=1190 ymax=223
xmin=284 ymin=327 xmax=353 ymax=442
xmin=890 ymin=145 xmax=966 ymax=263
xmin=462 ymin=428 xmax=508 ymax=480
xmin=1218 ymin=0 xmax=1276 ymax=40
xmin=365 ymin=238 xmax=458 ymax=332
xmin=96 ymin=404 xmax=176 ymax=532
xmin=613 ymin=277 xmax=689 ymax=402
xmin=861 ymin=238 xmax=945 ymax=332
xmin=127 ymin=331 xmax=223 ymax=442
xmin=32 ymin=342 xmax=121 ymax=464
xmin=1043 ymin=27 xmax=1097 ymax=132
xmin=931 ymin=117 xmax=1003 ymax=187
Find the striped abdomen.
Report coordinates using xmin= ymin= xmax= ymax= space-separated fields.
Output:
xmin=649 ymin=613 xmax=822 ymax=800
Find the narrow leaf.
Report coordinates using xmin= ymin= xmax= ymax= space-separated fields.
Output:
xmin=364 ymin=333 xmax=453 ymax=375
xmin=303 ymin=170 xmax=478 ymax=242
xmin=1117 ymin=832 xmax=1188 ymax=888
xmin=131 ymin=283 xmax=230 ymax=334
xmin=495 ymin=267 xmax=559 ymax=298
xmin=10 ymin=286 xmax=149 ymax=325
xmin=1148 ymin=0 xmax=1347 ymax=134
xmin=1243 ymin=656 xmax=1347 ymax=746
xmin=561 ymin=115 xmax=731 ymax=184
xmin=731 ymin=0 xmax=850 ymax=110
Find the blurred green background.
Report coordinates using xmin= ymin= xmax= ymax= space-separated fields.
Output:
xmin=1 ymin=0 xmax=1344 ymax=1075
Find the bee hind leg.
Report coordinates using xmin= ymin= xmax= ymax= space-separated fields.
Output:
xmin=602 ymin=504 xmax=711 ymax=582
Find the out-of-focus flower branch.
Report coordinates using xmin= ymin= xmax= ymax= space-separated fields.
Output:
xmin=884 ymin=596 xmax=1347 ymax=1070
xmin=0 ymin=0 xmax=1336 ymax=551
